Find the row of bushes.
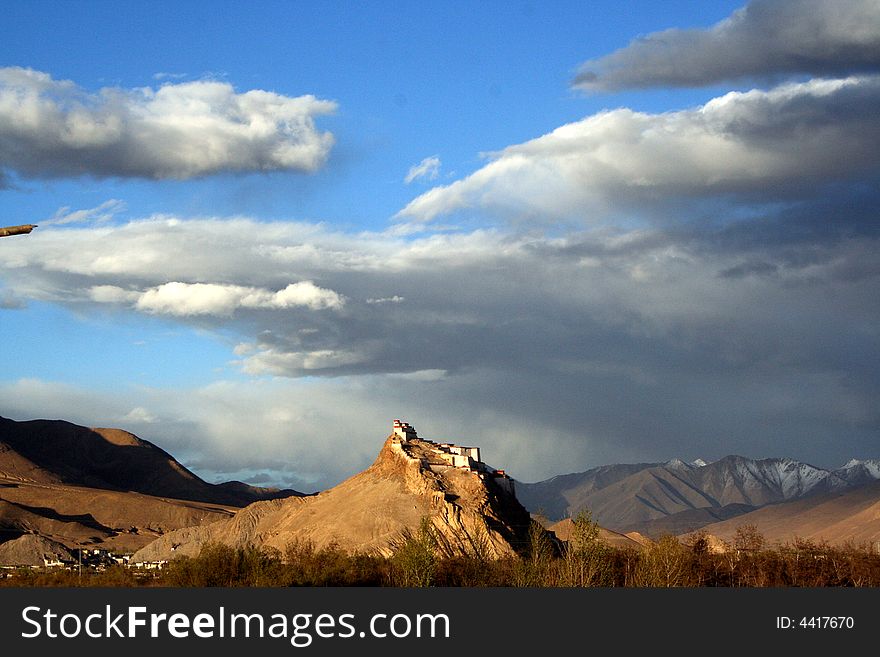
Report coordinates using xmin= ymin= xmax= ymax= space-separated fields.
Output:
xmin=4 ymin=517 xmax=880 ymax=587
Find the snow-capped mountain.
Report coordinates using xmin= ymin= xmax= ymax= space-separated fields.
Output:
xmin=834 ymin=459 xmax=880 ymax=486
xmin=516 ymin=455 xmax=880 ymax=534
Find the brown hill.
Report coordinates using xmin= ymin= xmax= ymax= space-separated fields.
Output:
xmin=625 ymin=503 xmax=757 ymax=539
xmin=0 ymin=416 xmax=303 ymax=556
xmin=695 ymin=480 xmax=880 ymax=547
xmin=0 ymin=533 xmax=74 ymax=566
xmin=0 ymin=416 xmax=301 ymax=505
xmin=0 ymin=481 xmax=235 ymax=553
xmin=134 ymin=433 xmax=535 ymax=562
xmin=547 ymin=517 xmax=649 ymax=550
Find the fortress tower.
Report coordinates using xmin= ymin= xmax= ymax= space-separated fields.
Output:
xmin=392 ymin=419 xmax=418 ymax=442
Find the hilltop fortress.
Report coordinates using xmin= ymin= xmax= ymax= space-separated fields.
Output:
xmin=132 ymin=417 xmax=532 ymax=561
xmin=390 ymin=419 xmax=514 ymax=495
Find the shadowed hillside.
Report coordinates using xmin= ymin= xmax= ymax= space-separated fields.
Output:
xmin=0 ymin=416 xmax=303 ymax=552
xmin=0 ymin=416 xmax=300 ymax=506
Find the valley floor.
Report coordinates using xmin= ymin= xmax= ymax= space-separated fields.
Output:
xmin=3 ymin=532 xmax=880 ymax=587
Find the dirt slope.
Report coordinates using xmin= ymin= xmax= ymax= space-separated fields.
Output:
xmin=0 ymin=533 xmax=74 ymax=566
xmin=547 ymin=517 xmax=649 ymax=550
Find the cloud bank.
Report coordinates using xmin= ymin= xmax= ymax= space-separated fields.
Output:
xmin=573 ymin=0 xmax=880 ymax=90
xmin=1 ymin=204 xmax=877 ymax=489
xmin=0 ymin=67 xmax=337 ymax=181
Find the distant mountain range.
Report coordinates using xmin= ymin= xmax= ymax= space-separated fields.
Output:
xmin=515 ymin=455 xmax=880 ymax=538
xmin=3 ymin=413 xmax=879 ymax=561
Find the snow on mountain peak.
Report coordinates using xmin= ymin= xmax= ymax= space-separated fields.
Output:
xmin=835 ymin=459 xmax=880 ymax=482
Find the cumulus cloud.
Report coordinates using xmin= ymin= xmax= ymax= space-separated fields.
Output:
xmin=399 ymin=76 xmax=880 ymax=223
xmin=404 ymin=155 xmax=441 ymax=184
xmin=0 ymin=67 xmax=337 ymax=180
xmin=88 ymin=280 xmax=344 ymax=316
xmin=573 ymin=0 xmax=880 ymax=91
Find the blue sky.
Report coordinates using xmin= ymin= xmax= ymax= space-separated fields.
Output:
xmin=0 ymin=0 xmax=744 ymax=228
xmin=1 ymin=0 xmax=878 ymax=492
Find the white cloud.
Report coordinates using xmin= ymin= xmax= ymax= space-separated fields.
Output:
xmin=124 ymin=406 xmax=157 ymax=424
xmin=89 ymin=285 xmax=140 ymax=304
xmin=152 ymin=72 xmax=187 ymax=81
xmin=366 ymin=295 xmax=404 ymax=304
xmin=398 ymin=76 xmax=880 ymax=223
xmin=135 ymin=282 xmax=254 ymax=316
xmin=0 ymin=67 xmax=337 ymax=180
xmin=236 ymin=347 xmax=368 ymax=375
xmin=271 ymin=281 xmax=345 ymax=310
xmin=573 ymin=0 xmax=880 ymax=90
xmin=404 ymin=155 xmax=441 ymax=184
xmin=124 ymin=281 xmax=344 ymax=316
xmin=44 ymin=199 xmax=126 ymax=226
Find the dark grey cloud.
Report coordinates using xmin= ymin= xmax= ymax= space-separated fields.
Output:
xmin=0 ymin=67 xmax=336 ymax=181
xmin=573 ymin=0 xmax=880 ymax=91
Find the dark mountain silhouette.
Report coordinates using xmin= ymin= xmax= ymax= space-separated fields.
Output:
xmin=0 ymin=416 xmax=302 ymax=553
xmin=0 ymin=416 xmax=300 ymax=505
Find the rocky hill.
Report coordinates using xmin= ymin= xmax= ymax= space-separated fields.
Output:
xmin=0 ymin=533 xmax=74 ymax=567
xmin=134 ymin=426 xmax=534 ymax=562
